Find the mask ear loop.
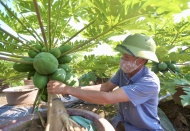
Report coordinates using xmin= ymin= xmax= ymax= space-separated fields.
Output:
xmin=134 ymin=58 xmax=143 ymax=68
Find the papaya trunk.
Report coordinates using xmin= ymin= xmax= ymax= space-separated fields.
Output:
xmin=45 ymin=93 xmax=85 ymax=131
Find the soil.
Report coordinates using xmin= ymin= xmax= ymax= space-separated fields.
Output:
xmin=158 ymin=100 xmax=190 ymax=131
xmin=0 ymin=93 xmax=190 ymax=131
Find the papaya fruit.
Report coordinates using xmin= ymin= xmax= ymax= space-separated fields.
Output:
xmin=28 ymin=50 xmax=38 ymax=58
xmin=33 ymin=72 xmax=49 ymax=89
xmin=51 ymin=68 xmax=66 ymax=82
xmin=167 ymin=63 xmax=176 ymax=71
xmin=58 ymin=45 xmax=72 ymax=53
xmin=151 ymin=65 xmax=159 ymax=74
xmin=161 ymin=69 xmax=168 ymax=74
xmin=41 ymin=47 xmax=47 ymax=52
xmin=58 ymin=55 xmax=72 ymax=64
xmin=49 ymin=48 xmax=61 ymax=58
xmin=164 ymin=61 xmax=170 ymax=65
xmin=58 ymin=64 xmax=72 ymax=73
xmin=33 ymin=52 xmax=59 ymax=75
xmin=174 ymin=66 xmax=181 ymax=73
xmin=158 ymin=62 xmax=167 ymax=71
xmin=13 ymin=63 xmax=35 ymax=72
xmin=27 ymin=71 xmax=36 ymax=79
xmin=33 ymin=44 xmax=43 ymax=51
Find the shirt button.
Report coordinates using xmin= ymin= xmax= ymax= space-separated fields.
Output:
xmin=125 ymin=107 xmax=127 ymax=109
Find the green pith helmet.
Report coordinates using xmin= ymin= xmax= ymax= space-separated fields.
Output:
xmin=115 ymin=33 xmax=159 ymax=63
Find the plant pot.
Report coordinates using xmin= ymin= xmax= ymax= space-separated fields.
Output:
xmin=0 ymin=108 xmax=115 ymax=131
xmin=23 ymin=79 xmax=34 ymax=85
xmin=2 ymin=85 xmax=38 ymax=105
xmin=172 ymin=85 xmax=190 ymax=109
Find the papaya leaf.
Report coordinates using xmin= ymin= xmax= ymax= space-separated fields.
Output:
xmin=180 ymin=87 xmax=190 ymax=107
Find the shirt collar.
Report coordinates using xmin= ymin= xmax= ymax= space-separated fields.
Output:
xmin=129 ymin=66 xmax=146 ymax=83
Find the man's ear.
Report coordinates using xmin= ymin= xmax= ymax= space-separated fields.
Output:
xmin=143 ymin=59 xmax=148 ymax=65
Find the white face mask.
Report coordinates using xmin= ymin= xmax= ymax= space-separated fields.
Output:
xmin=120 ymin=58 xmax=140 ymax=73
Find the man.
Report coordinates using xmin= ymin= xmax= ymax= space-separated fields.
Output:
xmin=47 ymin=33 xmax=164 ymax=131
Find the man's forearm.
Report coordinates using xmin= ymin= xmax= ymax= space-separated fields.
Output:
xmin=80 ymin=84 xmax=102 ymax=91
xmin=66 ymin=86 xmax=111 ymax=105
xmin=80 ymin=81 xmax=116 ymax=92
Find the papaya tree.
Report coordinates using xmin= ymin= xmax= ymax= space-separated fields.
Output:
xmin=145 ymin=12 xmax=190 ymax=107
xmin=147 ymin=16 xmax=190 ymax=97
xmin=0 ymin=0 xmax=190 ymax=130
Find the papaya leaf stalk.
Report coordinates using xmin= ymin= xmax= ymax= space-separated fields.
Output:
xmin=48 ymin=0 xmax=52 ymax=49
xmin=54 ymin=17 xmax=71 ymax=46
xmin=33 ymin=0 xmax=48 ymax=51
xmin=0 ymin=52 xmax=28 ymax=59
xmin=51 ymin=0 xmax=64 ymax=45
xmin=0 ymin=56 xmax=33 ymax=64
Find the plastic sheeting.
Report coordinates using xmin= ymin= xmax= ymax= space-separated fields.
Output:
xmin=0 ymin=105 xmax=33 ymax=125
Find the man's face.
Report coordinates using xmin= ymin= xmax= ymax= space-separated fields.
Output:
xmin=120 ymin=53 xmax=140 ymax=73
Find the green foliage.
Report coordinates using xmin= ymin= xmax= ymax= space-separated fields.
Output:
xmin=64 ymin=72 xmax=79 ymax=87
xmin=180 ymin=87 xmax=190 ymax=107
xmin=79 ymin=71 xmax=97 ymax=86
xmin=73 ymin=54 xmax=120 ymax=79
xmin=0 ymin=60 xmax=25 ymax=86
xmin=148 ymin=17 xmax=190 ymax=106
xmin=156 ymin=65 xmax=190 ymax=107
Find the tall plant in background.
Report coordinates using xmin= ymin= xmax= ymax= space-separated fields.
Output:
xmin=149 ymin=18 xmax=190 ymax=107
xmin=0 ymin=61 xmax=25 ymax=92
xmin=0 ymin=0 xmax=189 ymax=130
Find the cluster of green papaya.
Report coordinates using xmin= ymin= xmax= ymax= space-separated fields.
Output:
xmin=13 ymin=44 xmax=79 ymax=102
xmin=151 ymin=61 xmax=180 ymax=74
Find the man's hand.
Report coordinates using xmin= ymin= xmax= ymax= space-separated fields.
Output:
xmin=47 ymin=80 xmax=68 ymax=95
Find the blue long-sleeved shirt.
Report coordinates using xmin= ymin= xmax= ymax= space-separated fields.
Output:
xmin=110 ymin=66 xmax=163 ymax=131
